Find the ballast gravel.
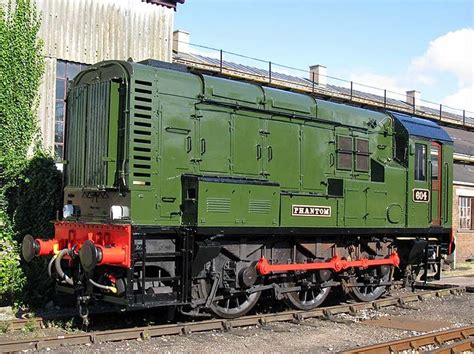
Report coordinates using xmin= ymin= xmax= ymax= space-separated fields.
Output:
xmin=19 ymin=291 xmax=473 ymax=353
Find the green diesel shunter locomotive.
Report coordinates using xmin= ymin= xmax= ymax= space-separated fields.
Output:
xmin=22 ymin=59 xmax=454 ymax=318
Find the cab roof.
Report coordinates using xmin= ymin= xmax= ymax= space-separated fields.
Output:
xmin=389 ymin=111 xmax=453 ymax=144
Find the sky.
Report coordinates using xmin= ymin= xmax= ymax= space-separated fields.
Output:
xmin=175 ymin=0 xmax=474 ymax=112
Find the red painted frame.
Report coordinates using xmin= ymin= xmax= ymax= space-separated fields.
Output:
xmin=256 ymin=252 xmax=400 ymax=276
xmin=36 ymin=222 xmax=132 ymax=268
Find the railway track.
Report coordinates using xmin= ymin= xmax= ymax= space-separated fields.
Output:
xmin=0 ymin=317 xmax=44 ymax=332
xmin=342 ymin=324 xmax=474 ymax=353
xmin=0 ymin=286 xmax=466 ymax=352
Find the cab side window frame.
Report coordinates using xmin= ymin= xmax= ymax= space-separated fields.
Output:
xmin=336 ymin=135 xmax=353 ymax=171
xmin=431 ymin=145 xmax=439 ymax=181
xmin=355 ymin=138 xmax=369 ymax=172
xmin=336 ymin=135 xmax=370 ymax=173
xmin=414 ymin=143 xmax=427 ymax=181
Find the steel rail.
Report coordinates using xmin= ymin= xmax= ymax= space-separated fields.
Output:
xmin=342 ymin=324 xmax=474 ymax=354
xmin=0 ymin=287 xmax=465 ymax=352
xmin=414 ymin=281 xmax=474 ymax=293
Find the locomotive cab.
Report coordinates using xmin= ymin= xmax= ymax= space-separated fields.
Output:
xmin=390 ymin=112 xmax=454 ymax=274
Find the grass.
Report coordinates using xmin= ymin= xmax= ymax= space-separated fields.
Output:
xmin=45 ymin=317 xmax=77 ymax=333
xmin=0 ymin=321 xmax=11 ymax=333
xmin=21 ymin=318 xmax=38 ymax=333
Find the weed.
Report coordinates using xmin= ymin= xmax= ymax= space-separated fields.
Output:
xmin=22 ymin=318 xmax=37 ymax=333
xmin=63 ymin=318 xmax=75 ymax=333
xmin=0 ymin=321 xmax=11 ymax=333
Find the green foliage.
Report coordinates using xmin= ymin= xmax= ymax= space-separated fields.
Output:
xmin=0 ymin=0 xmax=48 ymax=304
xmin=0 ymin=210 xmax=25 ymax=302
xmin=0 ymin=320 xmax=11 ymax=333
xmin=22 ymin=318 xmax=38 ymax=333
xmin=0 ymin=0 xmax=43 ymax=169
xmin=5 ymin=152 xmax=63 ymax=306
xmin=6 ymin=152 xmax=63 ymax=243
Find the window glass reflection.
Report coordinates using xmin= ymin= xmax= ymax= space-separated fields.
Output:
xmin=54 ymin=144 xmax=63 ymax=161
xmin=55 ymin=102 xmax=65 ymax=122
xmin=414 ymin=143 xmax=426 ymax=181
xmin=55 ymin=121 xmax=64 ymax=144
xmin=67 ymin=63 xmax=81 ymax=79
xmin=54 ymin=60 xmax=88 ymax=161
xmin=431 ymin=146 xmax=439 ymax=180
xmin=56 ymin=61 xmax=66 ymax=78
xmin=56 ymin=79 xmax=66 ymax=100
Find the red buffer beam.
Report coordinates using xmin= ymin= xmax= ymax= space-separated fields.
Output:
xmin=256 ymin=252 xmax=400 ymax=275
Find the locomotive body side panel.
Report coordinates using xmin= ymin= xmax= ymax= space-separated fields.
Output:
xmin=182 ymin=175 xmax=280 ymax=227
xmin=61 ymin=61 xmax=453 ymax=234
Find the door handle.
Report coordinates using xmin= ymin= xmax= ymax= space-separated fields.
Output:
xmin=200 ymin=138 xmax=206 ymax=155
xmin=186 ymin=136 xmax=192 ymax=153
xmin=256 ymin=144 xmax=262 ymax=160
xmin=267 ymin=146 xmax=273 ymax=161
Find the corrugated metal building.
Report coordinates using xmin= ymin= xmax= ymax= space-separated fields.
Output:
xmin=30 ymin=0 xmax=184 ymax=158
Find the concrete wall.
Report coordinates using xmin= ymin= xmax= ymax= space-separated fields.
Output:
xmin=27 ymin=0 xmax=175 ymax=152
xmin=453 ymin=184 xmax=474 ymax=262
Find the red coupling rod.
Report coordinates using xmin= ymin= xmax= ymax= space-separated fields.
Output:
xmin=256 ymin=252 xmax=400 ymax=276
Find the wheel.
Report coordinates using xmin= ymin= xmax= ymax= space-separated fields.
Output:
xmin=350 ymin=267 xmax=391 ymax=302
xmin=197 ymin=278 xmax=261 ymax=319
xmin=210 ymin=291 xmax=261 ymax=319
xmin=284 ymin=283 xmax=331 ymax=310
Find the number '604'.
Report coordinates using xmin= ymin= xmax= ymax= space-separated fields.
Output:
xmin=413 ymin=189 xmax=430 ymax=202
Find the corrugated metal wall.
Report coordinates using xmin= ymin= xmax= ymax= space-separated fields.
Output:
xmin=37 ymin=0 xmax=174 ymax=64
xmin=38 ymin=57 xmax=56 ymax=151
xmin=32 ymin=0 xmax=175 ymax=152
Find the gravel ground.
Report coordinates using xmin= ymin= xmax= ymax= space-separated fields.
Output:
xmin=443 ymin=261 xmax=474 ymax=277
xmin=2 ymin=291 xmax=472 ymax=353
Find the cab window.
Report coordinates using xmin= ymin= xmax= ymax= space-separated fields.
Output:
xmin=431 ymin=146 xmax=439 ymax=180
xmin=414 ymin=143 xmax=426 ymax=181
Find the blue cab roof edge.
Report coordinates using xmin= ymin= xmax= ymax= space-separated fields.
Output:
xmin=388 ymin=111 xmax=453 ymax=144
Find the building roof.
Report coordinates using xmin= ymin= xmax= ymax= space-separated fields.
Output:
xmin=445 ymin=126 xmax=474 ymax=157
xmin=454 ymin=164 xmax=474 ymax=184
xmin=173 ymin=52 xmax=473 ymax=128
xmin=448 ymin=126 xmax=474 ymax=184
xmin=143 ymin=0 xmax=185 ymax=9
